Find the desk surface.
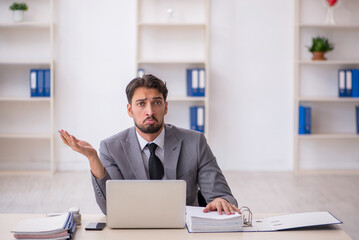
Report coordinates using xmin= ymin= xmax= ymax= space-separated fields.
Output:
xmin=1 ymin=214 xmax=351 ymax=240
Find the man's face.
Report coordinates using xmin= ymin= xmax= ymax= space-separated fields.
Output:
xmin=127 ymin=87 xmax=168 ymax=134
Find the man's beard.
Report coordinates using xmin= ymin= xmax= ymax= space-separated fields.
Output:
xmin=134 ymin=116 xmax=164 ymax=134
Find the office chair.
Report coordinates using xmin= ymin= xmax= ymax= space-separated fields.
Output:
xmin=198 ymin=190 xmax=207 ymax=207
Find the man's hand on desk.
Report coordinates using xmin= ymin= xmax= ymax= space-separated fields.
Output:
xmin=58 ymin=129 xmax=105 ymax=179
xmin=203 ymin=198 xmax=241 ymax=215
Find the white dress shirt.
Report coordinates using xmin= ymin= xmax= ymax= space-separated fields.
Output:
xmin=135 ymin=127 xmax=165 ymax=179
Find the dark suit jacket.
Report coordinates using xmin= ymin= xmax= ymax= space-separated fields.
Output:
xmin=92 ymin=124 xmax=237 ymax=214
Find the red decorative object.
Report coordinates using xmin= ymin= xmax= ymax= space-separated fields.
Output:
xmin=327 ymin=0 xmax=337 ymax=7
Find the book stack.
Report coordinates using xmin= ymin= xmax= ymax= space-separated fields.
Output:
xmin=298 ymin=105 xmax=311 ymax=135
xmin=185 ymin=206 xmax=242 ymax=233
xmin=30 ymin=69 xmax=51 ymax=97
xmin=338 ymin=69 xmax=359 ymax=97
xmin=11 ymin=213 xmax=76 ymax=240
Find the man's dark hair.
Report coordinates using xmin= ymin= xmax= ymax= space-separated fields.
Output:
xmin=126 ymin=74 xmax=168 ymax=104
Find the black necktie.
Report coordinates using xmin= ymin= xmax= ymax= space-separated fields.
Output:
xmin=147 ymin=143 xmax=164 ymax=180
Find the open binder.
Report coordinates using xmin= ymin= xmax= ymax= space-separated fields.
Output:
xmin=185 ymin=206 xmax=342 ymax=233
xmin=241 ymin=208 xmax=342 ymax=232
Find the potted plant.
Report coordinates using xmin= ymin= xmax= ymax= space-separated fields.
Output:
xmin=9 ymin=2 xmax=28 ymax=22
xmin=307 ymin=36 xmax=334 ymax=60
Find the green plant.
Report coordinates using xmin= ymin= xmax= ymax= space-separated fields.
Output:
xmin=307 ymin=36 xmax=334 ymax=53
xmin=9 ymin=2 xmax=28 ymax=11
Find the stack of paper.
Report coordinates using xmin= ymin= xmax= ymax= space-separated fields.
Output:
xmin=11 ymin=212 xmax=76 ymax=240
xmin=185 ymin=206 xmax=242 ymax=233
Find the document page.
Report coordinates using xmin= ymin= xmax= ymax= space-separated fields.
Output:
xmin=243 ymin=212 xmax=342 ymax=232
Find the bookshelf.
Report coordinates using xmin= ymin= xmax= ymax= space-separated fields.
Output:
xmin=0 ymin=0 xmax=55 ymax=172
xmin=294 ymin=0 xmax=359 ymax=173
xmin=136 ymin=0 xmax=210 ymax=136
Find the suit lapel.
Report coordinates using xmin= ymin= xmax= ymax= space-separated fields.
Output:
xmin=121 ymin=127 xmax=148 ymax=180
xmin=164 ymin=125 xmax=182 ymax=180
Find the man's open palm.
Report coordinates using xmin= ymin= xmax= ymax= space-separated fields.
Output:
xmin=59 ymin=130 xmax=97 ymax=158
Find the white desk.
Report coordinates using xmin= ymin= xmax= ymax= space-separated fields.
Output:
xmin=1 ymin=214 xmax=351 ymax=240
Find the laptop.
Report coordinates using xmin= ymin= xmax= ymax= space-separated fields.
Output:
xmin=106 ymin=180 xmax=186 ymax=229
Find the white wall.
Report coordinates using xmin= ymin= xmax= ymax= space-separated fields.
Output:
xmin=55 ymin=0 xmax=294 ymax=171
xmin=209 ymin=0 xmax=294 ymax=170
xmin=55 ymin=0 xmax=136 ymax=170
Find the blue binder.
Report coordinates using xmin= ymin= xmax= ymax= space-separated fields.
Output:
xmin=352 ymin=69 xmax=359 ymax=98
xmin=190 ymin=106 xmax=198 ymax=131
xmin=338 ymin=69 xmax=346 ymax=97
xmin=198 ymin=68 xmax=205 ymax=97
xmin=305 ymin=107 xmax=311 ymax=134
xmin=345 ymin=70 xmax=352 ymax=97
xmin=187 ymin=69 xmax=199 ymax=96
xmin=190 ymin=106 xmax=205 ymax=133
xmin=37 ymin=69 xmax=45 ymax=97
xmin=137 ymin=68 xmax=145 ymax=77
xmin=30 ymin=69 xmax=37 ymax=97
xmin=44 ymin=69 xmax=51 ymax=97
xmin=298 ymin=106 xmax=306 ymax=134
xmin=197 ymin=106 xmax=205 ymax=132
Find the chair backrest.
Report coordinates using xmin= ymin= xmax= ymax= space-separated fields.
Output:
xmin=198 ymin=190 xmax=207 ymax=207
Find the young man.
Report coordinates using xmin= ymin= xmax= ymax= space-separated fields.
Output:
xmin=59 ymin=74 xmax=239 ymax=215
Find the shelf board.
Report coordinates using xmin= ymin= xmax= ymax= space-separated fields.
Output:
xmin=299 ymin=24 xmax=359 ymax=29
xmin=0 ymin=22 xmax=51 ymax=28
xmin=0 ymin=59 xmax=52 ymax=65
xmin=0 ymin=170 xmax=54 ymax=175
xmin=138 ymin=22 xmax=206 ymax=27
xmin=298 ymin=60 xmax=359 ymax=65
xmin=0 ymin=133 xmax=51 ymax=139
xmin=167 ymin=96 xmax=206 ymax=102
xmin=298 ymin=97 xmax=359 ymax=102
xmin=298 ymin=133 xmax=359 ymax=140
xmin=297 ymin=169 xmax=359 ymax=175
xmin=0 ymin=97 xmax=51 ymax=102
xmin=138 ymin=59 xmax=206 ymax=64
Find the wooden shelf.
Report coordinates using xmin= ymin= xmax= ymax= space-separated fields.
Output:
xmin=0 ymin=22 xmax=51 ymax=28
xmin=298 ymin=60 xmax=359 ymax=65
xmin=136 ymin=0 xmax=210 ymax=135
xmin=297 ymin=169 xmax=359 ymax=175
xmin=0 ymin=97 xmax=51 ymax=102
xmin=294 ymin=0 xmax=359 ymax=174
xmin=137 ymin=59 xmax=206 ymax=64
xmin=0 ymin=133 xmax=51 ymax=139
xmin=299 ymin=24 xmax=359 ymax=29
xmin=0 ymin=59 xmax=52 ymax=65
xmin=139 ymin=22 xmax=206 ymax=27
xmin=167 ymin=96 xmax=206 ymax=102
xmin=298 ymin=97 xmax=359 ymax=102
xmin=0 ymin=0 xmax=55 ymax=172
xmin=298 ymin=133 xmax=359 ymax=140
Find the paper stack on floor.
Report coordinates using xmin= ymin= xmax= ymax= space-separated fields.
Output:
xmin=11 ymin=212 xmax=76 ymax=240
xmin=185 ymin=206 xmax=242 ymax=233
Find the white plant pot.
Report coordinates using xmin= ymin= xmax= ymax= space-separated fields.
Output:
xmin=12 ymin=10 xmax=24 ymax=22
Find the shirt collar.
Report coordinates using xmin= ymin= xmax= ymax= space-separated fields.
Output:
xmin=136 ymin=126 xmax=165 ymax=151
